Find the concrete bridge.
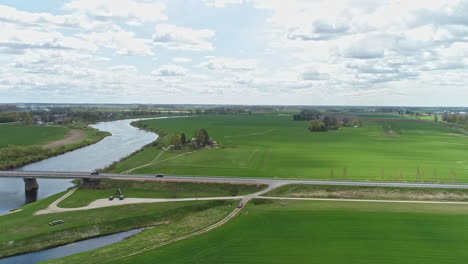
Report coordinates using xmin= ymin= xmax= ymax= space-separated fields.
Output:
xmin=4 ymin=170 xmax=468 ymax=204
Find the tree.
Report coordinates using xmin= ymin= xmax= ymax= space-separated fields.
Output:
xmin=293 ymin=109 xmax=320 ymax=121
xmin=351 ymin=119 xmax=362 ymax=127
xmin=195 ymin=128 xmax=210 ymax=147
xmin=456 ymin=115 xmax=464 ymax=125
xmin=181 ymin=133 xmax=187 ymax=145
xmin=434 ymin=115 xmax=438 ymax=123
xmin=21 ymin=112 xmax=33 ymax=125
xmin=323 ymin=116 xmax=332 ymax=127
xmin=170 ymin=134 xmax=182 ymax=149
xmin=309 ymin=120 xmax=327 ymax=132
xmin=342 ymin=117 xmax=350 ymax=126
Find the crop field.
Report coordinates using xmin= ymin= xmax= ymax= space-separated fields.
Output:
xmin=115 ymin=114 xmax=468 ymax=182
xmin=0 ymin=125 xmax=68 ymax=148
xmin=115 ymin=199 xmax=468 ymax=264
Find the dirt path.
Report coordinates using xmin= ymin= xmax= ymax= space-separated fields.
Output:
xmin=35 ymin=182 xmax=283 ymax=215
xmin=42 ymin=129 xmax=86 ymax=149
xmin=121 ymin=149 xmax=202 ymax=174
xmin=33 ymin=181 xmax=468 ymax=261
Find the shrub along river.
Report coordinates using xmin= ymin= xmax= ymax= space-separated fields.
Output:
xmin=0 ymin=118 xmax=161 ymax=263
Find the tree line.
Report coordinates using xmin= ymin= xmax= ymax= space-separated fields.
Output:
xmin=169 ymin=128 xmax=215 ymax=150
xmin=309 ymin=117 xmax=362 ymax=132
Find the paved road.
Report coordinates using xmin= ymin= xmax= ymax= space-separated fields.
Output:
xmin=3 ymin=170 xmax=468 ymax=189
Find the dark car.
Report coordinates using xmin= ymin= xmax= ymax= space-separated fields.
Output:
xmin=119 ymin=195 xmax=125 ymax=200
xmin=109 ymin=196 xmax=114 ymax=201
xmin=90 ymin=170 xmax=100 ymax=175
xmin=155 ymin=174 xmax=164 ymax=178
xmin=237 ymin=202 xmax=244 ymax=208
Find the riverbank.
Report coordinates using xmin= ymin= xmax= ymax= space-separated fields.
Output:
xmin=0 ymin=125 xmax=110 ymax=170
xmin=0 ymin=180 xmax=244 ymax=258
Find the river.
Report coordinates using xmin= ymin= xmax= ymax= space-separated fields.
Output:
xmin=0 ymin=118 xmax=159 ymax=215
xmin=0 ymin=118 xmax=161 ymax=263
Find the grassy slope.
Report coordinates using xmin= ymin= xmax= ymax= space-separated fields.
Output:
xmin=116 ymin=114 xmax=468 ymax=182
xmin=45 ymin=203 xmax=235 ymax=264
xmin=0 ymin=125 xmax=109 ymax=170
xmin=0 ymin=125 xmax=69 ymax=148
xmin=264 ymin=184 xmax=468 ymax=201
xmin=59 ymin=179 xmax=267 ymax=208
xmin=0 ymin=191 xmax=233 ymax=258
xmin=115 ymin=199 xmax=468 ymax=264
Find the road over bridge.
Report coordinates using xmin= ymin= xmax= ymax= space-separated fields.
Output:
xmin=3 ymin=170 xmax=468 ymax=190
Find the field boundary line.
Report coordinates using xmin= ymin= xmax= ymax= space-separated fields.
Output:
xmin=121 ymin=149 xmax=203 ymax=174
xmin=259 ymin=196 xmax=468 ymax=205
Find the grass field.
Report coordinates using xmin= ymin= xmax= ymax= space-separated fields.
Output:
xmin=0 ymin=125 xmax=69 ymax=148
xmin=59 ymin=179 xmax=266 ymax=208
xmin=264 ymin=184 xmax=468 ymax=201
xmin=112 ymin=199 xmax=468 ymax=264
xmin=0 ymin=190 xmax=234 ymax=258
xmin=112 ymin=114 xmax=468 ymax=182
xmin=0 ymin=124 xmax=109 ymax=170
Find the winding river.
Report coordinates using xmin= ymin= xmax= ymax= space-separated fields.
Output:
xmin=0 ymin=118 xmax=161 ymax=263
xmin=0 ymin=118 xmax=159 ymax=215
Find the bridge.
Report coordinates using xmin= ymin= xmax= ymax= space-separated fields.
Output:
xmin=4 ymin=170 xmax=468 ymax=204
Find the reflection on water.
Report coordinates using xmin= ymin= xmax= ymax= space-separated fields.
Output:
xmin=0 ymin=118 xmax=159 ymax=215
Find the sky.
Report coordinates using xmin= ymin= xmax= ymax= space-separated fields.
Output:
xmin=0 ymin=0 xmax=468 ymax=106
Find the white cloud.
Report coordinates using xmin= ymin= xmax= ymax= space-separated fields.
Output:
xmin=152 ymin=24 xmax=215 ymax=51
xmin=0 ymin=24 xmax=97 ymax=53
xmin=152 ymin=65 xmax=188 ymax=76
xmin=200 ymin=57 xmax=257 ymax=71
xmin=65 ymin=0 xmax=167 ymax=24
xmin=203 ymin=0 xmax=244 ymax=7
xmin=79 ymin=29 xmax=154 ymax=56
xmin=110 ymin=65 xmax=138 ymax=73
xmin=172 ymin=57 xmax=192 ymax=63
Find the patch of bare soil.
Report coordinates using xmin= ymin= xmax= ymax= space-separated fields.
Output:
xmin=42 ymin=129 xmax=86 ymax=149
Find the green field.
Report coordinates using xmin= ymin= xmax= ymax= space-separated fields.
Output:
xmin=0 ymin=125 xmax=68 ymax=148
xmin=59 ymin=179 xmax=266 ymax=208
xmin=110 ymin=199 xmax=468 ymax=264
xmin=0 ymin=124 xmax=109 ymax=170
xmin=264 ymin=184 xmax=468 ymax=201
xmin=0 ymin=190 xmax=234 ymax=258
xmin=111 ymin=114 xmax=468 ymax=182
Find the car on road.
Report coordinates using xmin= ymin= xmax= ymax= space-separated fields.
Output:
xmin=119 ymin=195 xmax=125 ymax=200
xmin=237 ymin=202 xmax=244 ymax=208
xmin=109 ymin=196 xmax=114 ymax=201
xmin=155 ymin=174 xmax=164 ymax=178
xmin=90 ymin=170 xmax=99 ymax=175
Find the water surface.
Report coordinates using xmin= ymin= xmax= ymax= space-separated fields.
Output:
xmin=0 ymin=118 xmax=159 ymax=215
xmin=0 ymin=229 xmax=143 ymax=264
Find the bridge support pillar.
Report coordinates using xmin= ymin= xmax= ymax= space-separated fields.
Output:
xmin=82 ymin=178 xmax=101 ymax=188
xmin=24 ymin=178 xmax=39 ymax=204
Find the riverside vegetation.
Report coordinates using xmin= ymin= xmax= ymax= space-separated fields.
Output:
xmin=0 ymin=180 xmax=266 ymax=258
xmin=0 ymin=123 xmax=109 ymax=170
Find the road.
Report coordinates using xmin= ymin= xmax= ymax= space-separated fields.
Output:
xmin=3 ymin=170 xmax=468 ymax=189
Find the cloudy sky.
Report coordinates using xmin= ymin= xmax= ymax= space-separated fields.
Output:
xmin=1 ymin=0 xmax=468 ymax=106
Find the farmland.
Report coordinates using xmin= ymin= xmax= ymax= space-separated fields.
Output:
xmin=106 ymin=199 xmax=468 ymax=264
xmin=0 ymin=125 xmax=69 ymax=148
xmin=0 ymin=180 xmax=246 ymax=258
xmin=0 ymin=124 xmax=109 ymax=170
xmin=110 ymin=114 xmax=468 ymax=182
